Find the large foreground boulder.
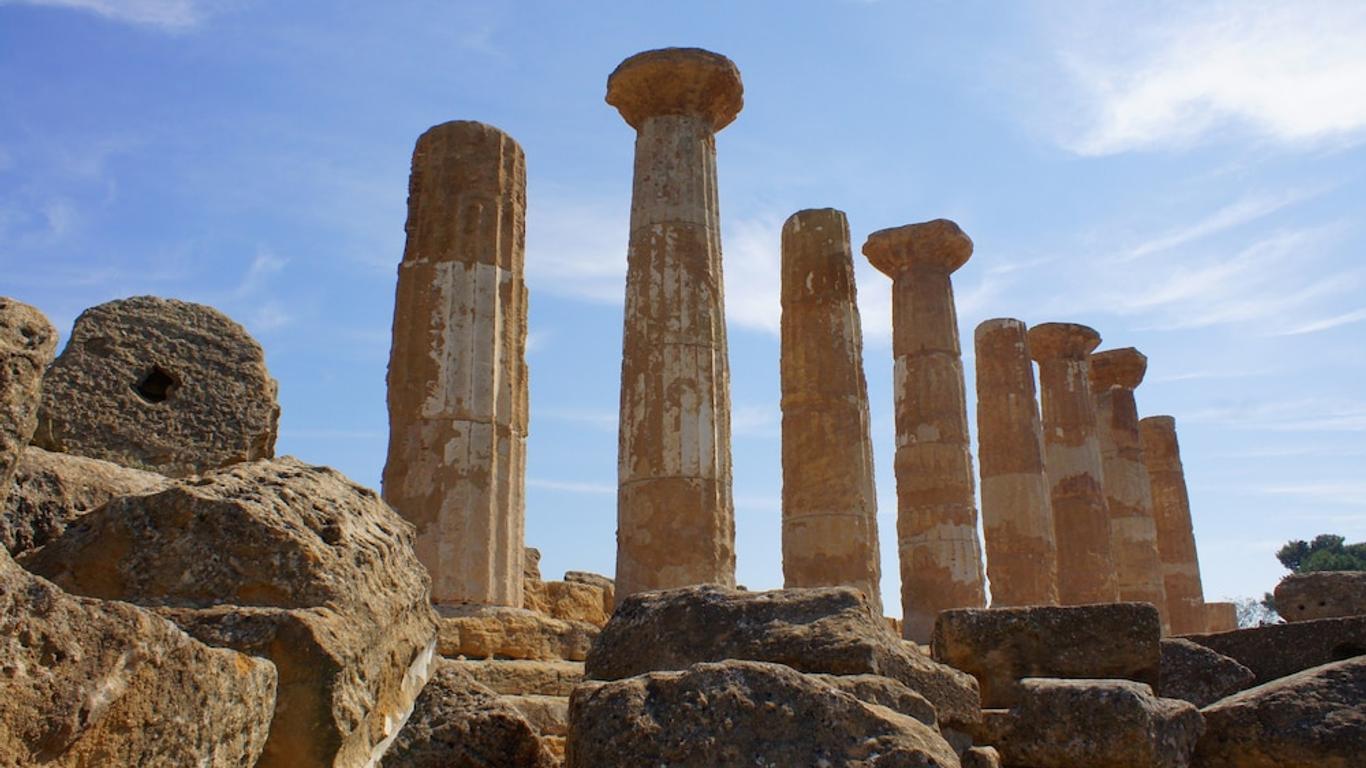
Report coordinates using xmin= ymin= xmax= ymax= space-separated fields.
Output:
xmin=3 ymin=446 xmax=170 ymax=556
xmin=976 ymin=678 xmax=1203 ymax=768
xmin=1181 ymin=614 xmax=1366 ymax=685
xmin=567 ymin=660 xmax=961 ymax=767
xmin=0 ymin=298 xmax=57 ymax=491
xmin=381 ymin=660 xmax=556 ymax=768
xmin=1157 ymin=638 xmax=1255 ymax=707
xmin=1274 ymin=570 xmax=1366 ymax=622
xmin=1194 ymin=655 xmax=1365 ymax=767
xmin=23 ymin=458 xmax=438 ymax=768
xmin=932 ymin=603 xmax=1161 ymax=707
xmin=585 ymin=585 xmax=980 ymax=725
xmin=1 ymin=551 xmax=277 ymax=766
xmin=33 ymin=296 xmax=279 ymax=477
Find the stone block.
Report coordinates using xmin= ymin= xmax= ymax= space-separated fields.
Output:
xmin=1274 ymin=571 xmax=1366 ymax=622
xmin=1157 ymin=638 xmax=1254 ymax=707
xmin=933 ymin=602 xmax=1160 ymax=707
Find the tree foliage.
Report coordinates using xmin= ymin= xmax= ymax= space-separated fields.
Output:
xmin=1275 ymin=533 xmax=1366 ymax=573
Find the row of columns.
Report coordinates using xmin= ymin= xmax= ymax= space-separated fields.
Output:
xmin=379 ymin=46 xmax=1214 ymax=642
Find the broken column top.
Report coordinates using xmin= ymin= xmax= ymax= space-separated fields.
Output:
xmin=1027 ymin=322 xmax=1101 ymax=361
xmin=1089 ymin=347 xmax=1148 ymax=391
xmin=975 ymin=317 xmax=1028 ymax=341
xmin=782 ymin=208 xmax=850 ymax=269
xmin=606 ymin=47 xmax=744 ymax=131
xmin=1139 ymin=415 xmax=1180 ymax=458
xmin=862 ymin=219 xmax=973 ymax=277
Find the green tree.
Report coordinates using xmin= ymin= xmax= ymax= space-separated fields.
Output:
xmin=1275 ymin=533 xmax=1366 ymax=573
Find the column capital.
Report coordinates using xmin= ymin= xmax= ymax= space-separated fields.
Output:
xmin=1089 ymin=347 xmax=1148 ymax=391
xmin=606 ymin=48 xmax=744 ymax=131
xmin=862 ymin=219 xmax=972 ymax=277
xmin=1027 ymin=322 xmax=1101 ymax=362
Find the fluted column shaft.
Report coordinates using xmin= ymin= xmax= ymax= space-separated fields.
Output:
xmin=1091 ymin=348 xmax=1169 ymax=631
xmin=865 ymin=220 xmax=986 ymax=642
xmin=780 ymin=209 xmax=882 ymax=613
xmin=1029 ymin=323 xmax=1118 ymax=606
xmin=608 ymin=49 xmax=742 ymax=598
xmin=974 ymin=318 xmax=1059 ymax=607
xmin=1140 ymin=415 xmax=1208 ymax=634
xmin=383 ymin=120 xmax=528 ymax=606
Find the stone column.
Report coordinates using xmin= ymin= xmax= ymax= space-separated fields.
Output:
xmin=974 ymin=318 xmax=1059 ymax=607
xmin=383 ymin=120 xmax=529 ymax=607
xmin=864 ymin=219 xmax=986 ymax=642
xmin=1139 ymin=415 xmax=1208 ymax=635
xmin=1028 ymin=322 xmax=1118 ymax=605
xmin=780 ymin=208 xmax=882 ymax=613
xmin=607 ymin=48 xmax=743 ymax=598
xmin=1205 ymin=601 xmax=1238 ymax=633
xmin=1090 ymin=348 xmax=1169 ymax=630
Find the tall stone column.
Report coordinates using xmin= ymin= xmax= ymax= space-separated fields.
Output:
xmin=1090 ymin=348 xmax=1169 ymax=630
xmin=780 ymin=208 xmax=882 ymax=613
xmin=974 ymin=318 xmax=1059 ymax=607
xmin=1139 ymin=415 xmax=1208 ymax=635
xmin=1205 ymin=602 xmax=1238 ymax=633
xmin=607 ymin=48 xmax=742 ymax=598
xmin=383 ymin=120 xmax=529 ymax=607
xmin=1028 ymin=322 xmax=1118 ymax=606
xmin=864 ymin=219 xmax=986 ymax=642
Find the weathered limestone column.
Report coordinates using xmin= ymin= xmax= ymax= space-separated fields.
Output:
xmin=1139 ymin=415 xmax=1208 ymax=635
xmin=974 ymin=318 xmax=1059 ymax=607
xmin=607 ymin=48 xmax=742 ymax=598
xmin=383 ymin=120 xmax=528 ymax=607
xmin=864 ymin=219 xmax=986 ymax=642
xmin=780 ymin=209 xmax=882 ymax=613
xmin=1090 ymin=348 xmax=1169 ymax=630
xmin=1205 ymin=601 xmax=1238 ymax=633
xmin=1028 ymin=322 xmax=1118 ymax=605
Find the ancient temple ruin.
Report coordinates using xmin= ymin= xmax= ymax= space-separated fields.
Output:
xmin=607 ymin=48 xmax=742 ymax=599
xmin=382 ymin=120 xmax=530 ymax=608
xmin=864 ymin=220 xmax=987 ymax=642
xmin=5 ymin=42 xmax=1360 ymax=768
xmin=779 ymin=208 xmax=882 ymax=614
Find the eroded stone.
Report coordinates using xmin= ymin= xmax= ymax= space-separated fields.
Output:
xmin=383 ymin=120 xmax=529 ymax=608
xmin=567 ymin=661 xmax=961 ymax=767
xmin=974 ymin=318 xmax=1059 ymax=607
xmin=1274 ymin=571 xmax=1366 ymax=622
xmin=33 ymin=296 xmax=278 ymax=477
xmin=1140 ymin=416 xmax=1209 ymax=635
xmin=780 ymin=208 xmax=882 ymax=614
xmin=864 ymin=219 xmax=986 ymax=642
xmin=609 ymin=48 xmax=743 ymax=600
xmin=23 ymin=458 xmax=438 ymax=768
xmin=932 ymin=602 xmax=1161 ymax=708
xmin=1029 ymin=322 xmax=1118 ymax=606
xmin=585 ymin=585 xmax=980 ymax=725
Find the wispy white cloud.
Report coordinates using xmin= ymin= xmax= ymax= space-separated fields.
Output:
xmin=1274 ymin=307 xmax=1366 ymax=336
xmin=524 ymin=194 xmax=626 ymax=304
xmin=1258 ymin=482 xmax=1366 ymax=506
xmin=722 ymin=213 xmax=783 ymax=336
xmin=527 ymin=478 xmax=615 ymax=495
xmin=1 ymin=0 xmax=219 ymax=30
xmin=1185 ymin=398 xmax=1366 ymax=432
xmin=1149 ymin=368 xmax=1271 ymax=384
xmin=1047 ymin=1 xmax=1366 ymax=155
xmin=1120 ymin=189 xmax=1316 ymax=262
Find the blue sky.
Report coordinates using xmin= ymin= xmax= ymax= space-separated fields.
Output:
xmin=2 ymin=0 xmax=1363 ymax=613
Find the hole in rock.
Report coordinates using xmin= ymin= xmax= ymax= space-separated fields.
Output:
xmin=133 ymin=366 xmax=179 ymax=404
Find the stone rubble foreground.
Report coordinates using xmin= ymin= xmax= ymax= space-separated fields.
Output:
xmin=2 ymin=43 xmax=1362 ymax=768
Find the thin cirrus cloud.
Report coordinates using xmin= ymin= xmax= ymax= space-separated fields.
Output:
xmin=0 ymin=0 xmax=218 ymax=29
xmin=1049 ymin=1 xmax=1366 ymax=155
